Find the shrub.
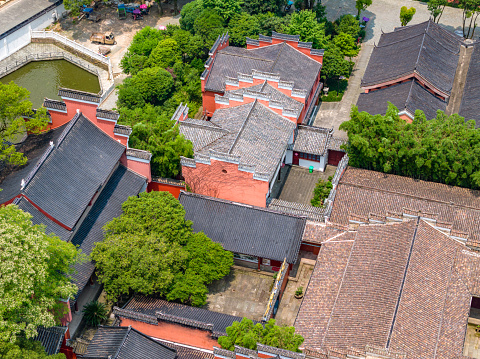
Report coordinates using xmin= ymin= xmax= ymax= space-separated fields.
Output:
xmin=82 ymin=301 xmax=108 ymax=327
xmin=311 ymin=176 xmax=333 ymax=207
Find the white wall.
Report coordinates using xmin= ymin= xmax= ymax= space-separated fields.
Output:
xmin=299 ymin=157 xmax=327 ymax=172
xmin=0 ymin=3 xmax=65 ymax=61
xmin=285 ymin=149 xmax=293 ymax=165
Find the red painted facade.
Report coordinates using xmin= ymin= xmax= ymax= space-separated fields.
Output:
xmin=147 ymin=181 xmax=185 ymax=198
xmin=182 ymin=159 xmax=270 ymax=208
xmin=118 ymin=317 xmax=219 ymax=350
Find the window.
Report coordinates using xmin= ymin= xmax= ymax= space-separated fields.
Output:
xmin=297 ymin=152 xmax=321 ymax=162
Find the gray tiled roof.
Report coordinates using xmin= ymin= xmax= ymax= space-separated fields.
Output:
xmin=58 ymin=88 xmax=100 ymax=103
xmin=96 ymin=108 xmax=120 ymax=121
xmin=113 ymin=124 xmax=132 ymax=136
xmin=179 ymin=191 xmax=306 ymax=263
xmin=22 ymin=114 xmax=125 ymax=229
xmin=83 ymin=326 xmax=176 ymax=359
xmin=362 ymin=20 xmax=461 ymax=95
xmin=357 ymin=80 xmax=447 ymax=121
xmin=0 ymin=124 xmax=66 ymax=204
xmin=121 ymin=296 xmax=251 ymax=337
xmin=158 ymin=340 xmax=214 ymax=359
xmin=126 ymin=148 xmax=152 ymax=161
xmin=293 ymin=125 xmax=332 ymax=156
xmin=205 ymin=42 xmax=321 ymax=94
xmin=459 ymin=43 xmax=480 ymax=127
xmin=16 ymin=197 xmax=72 ymax=242
xmin=43 ymin=98 xmax=67 ymax=111
xmin=268 ymin=198 xmax=325 ymax=222
xmin=71 ymin=165 xmax=146 ymax=292
xmin=180 ymin=101 xmax=295 ymax=182
xmin=34 ymin=327 xmax=67 ymax=356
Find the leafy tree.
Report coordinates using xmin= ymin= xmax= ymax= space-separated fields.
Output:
xmin=337 ymin=14 xmax=361 ymax=39
xmin=0 ymin=337 xmax=66 ymax=359
xmin=63 ymin=0 xmax=89 ymax=15
xmin=180 ymin=0 xmax=205 ymax=32
xmin=428 ymin=0 xmax=447 ymax=23
xmin=255 ymin=13 xmax=291 ymax=36
xmin=218 ymin=318 xmax=304 ymax=352
xmin=119 ymin=105 xmax=194 ymax=178
xmin=91 ymin=192 xmax=233 ymax=306
xmin=333 ymin=32 xmax=360 ymax=59
xmin=286 ymin=10 xmax=328 ymax=49
xmin=228 ymin=13 xmax=261 ymax=46
xmin=311 ymin=176 xmax=333 ymax=207
xmin=340 ymin=104 xmax=480 ymax=189
xmin=321 ymin=45 xmax=351 ymax=80
xmin=355 ymin=0 xmax=372 ymax=19
xmin=243 ymin=0 xmax=284 ymax=15
xmin=120 ymin=27 xmax=164 ymax=75
xmin=148 ymin=38 xmax=181 ymax=68
xmin=313 ymin=2 xmax=327 ymax=23
xmin=172 ymin=30 xmax=206 ymax=61
xmin=293 ymin=0 xmax=316 ymax=10
xmin=193 ymin=9 xmax=226 ymax=47
xmin=0 ymin=204 xmax=79 ymax=342
xmin=203 ymin=0 xmax=244 ymax=21
xmin=458 ymin=0 xmax=480 ymax=39
xmin=82 ymin=301 xmax=107 ymax=327
xmin=117 ymin=67 xmax=174 ymax=109
xmin=0 ymin=82 xmax=49 ymax=167
xmin=400 ymin=6 xmax=416 ymax=26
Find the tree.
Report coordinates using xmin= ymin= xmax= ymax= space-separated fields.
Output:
xmin=340 ymin=104 xmax=480 ymax=189
xmin=119 ymin=105 xmax=194 ymax=178
xmin=428 ymin=0 xmax=447 ymax=23
xmin=334 ymin=32 xmax=360 ymax=59
xmin=311 ymin=176 xmax=333 ymax=207
xmin=148 ymin=38 xmax=181 ymax=68
xmin=0 ymin=337 xmax=66 ymax=359
xmin=62 ymin=0 xmax=89 ymax=15
xmin=91 ymin=192 xmax=233 ymax=306
xmin=0 ymin=82 xmax=49 ymax=167
xmin=243 ymin=0 xmax=284 ymax=15
xmin=218 ymin=318 xmax=304 ymax=352
xmin=286 ymin=10 xmax=328 ymax=49
xmin=203 ymin=0 xmax=244 ymax=21
xmin=321 ymin=45 xmax=351 ymax=80
xmin=458 ymin=0 xmax=480 ymax=39
xmin=180 ymin=0 xmax=205 ymax=32
xmin=120 ymin=27 xmax=164 ymax=75
xmin=337 ymin=14 xmax=361 ymax=38
xmin=255 ymin=13 xmax=292 ymax=36
xmin=172 ymin=30 xmax=206 ymax=61
xmin=355 ymin=0 xmax=372 ymax=19
xmin=228 ymin=13 xmax=261 ymax=47
xmin=193 ymin=9 xmax=226 ymax=47
xmin=400 ymin=6 xmax=416 ymax=26
xmin=0 ymin=205 xmax=79 ymax=342
xmin=117 ymin=67 xmax=174 ymax=109
xmin=82 ymin=301 xmax=107 ymax=327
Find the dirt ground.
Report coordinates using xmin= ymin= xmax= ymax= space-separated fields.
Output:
xmin=56 ymin=1 xmax=191 ymax=75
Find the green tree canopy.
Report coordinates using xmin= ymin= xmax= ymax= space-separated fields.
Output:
xmin=172 ymin=29 xmax=206 ymax=61
xmin=148 ymin=38 xmax=181 ymax=68
xmin=321 ymin=45 xmax=351 ymax=79
xmin=194 ymin=9 xmax=226 ymax=47
xmin=0 ymin=337 xmax=66 ymax=359
xmin=243 ymin=0 xmax=284 ymax=15
xmin=203 ymin=0 xmax=244 ymax=21
xmin=228 ymin=13 xmax=261 ymax=46
xmin=218 ymin=318 xmax=304 ymax=352
xmin=400 ymin=6 xmax=416 ymax=26
xmin=62 ymin=0 xmax=89 ymax=15
xmin=286 ymin=10 xmax=328 ymax=49
xmin=355 ymin=0 xmax=372 ymax=18
xmin=340 ymin=104 xmax=480 ymax=189
xmin=117 ymin=67 xmax=174 ymax=109
xmin=311 ymin=176 xmax=333 ymax=207
xmin=428 ymin=0 xmax=447 ymax=23
xmin=91 ymin=192 xmax=233 ymax=306
xmin=0 ymin=204 xmax=80 ymax=342
xmin=337 ymin=14 xmax=361 ymax=38
xmin=458 ymin=0 xmax=480 ymax=38
xmin=119 ymin=105 xmax=193 ymax=178
xmin=255 ymin=13 xmax=291 ymax=36
xmin=180 ymin=0 xmax=205 ymax=32
xmin=120 ymin=27 xmax=164 ymax=75
xmin=0 ymin=82 xmax=49 ymax=167
xmin=333 ymin=32 xmax=360 ymax=59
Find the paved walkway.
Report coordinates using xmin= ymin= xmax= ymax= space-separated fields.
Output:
xmin=313 ymin=44 xmax=373 ymax=137
xmin=322 ymin=0 xmax=469 ymax=45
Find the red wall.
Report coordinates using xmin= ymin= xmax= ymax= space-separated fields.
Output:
xmin=118 ymin=318 xmax=219 ymax=350
xmin=203 ymin=91 xmax=221 ymax=117
xmin=147 ymin=181 xmax=185 ymax=198
xmin=182 ymin=159 xmax=270 ymax=207
xmin=120 ymin=153 xmax=151 ymax=182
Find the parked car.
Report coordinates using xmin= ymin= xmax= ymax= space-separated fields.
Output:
xmin=90 ymin=32 xmax=116 ymax=45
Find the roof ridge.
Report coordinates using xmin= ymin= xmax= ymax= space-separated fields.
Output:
xmin=128 ymin=327 xmax=177 ymax=353
xmin=423 ymin=29 xmax=461 ymax=55
xmin=414 ymin=21 xmax=430 ymax=72
xmin=269 ymin=42 xmax=287 ymax=73
xmin=219 ymin=50 xmax=275 ymax=62
xmin=376 ymin=31 xmax=426 ymax=48
xmin=228 ymin=101 xmax=255 ymax=154
xmin=112 ymin=326 xmax=131 ymax=359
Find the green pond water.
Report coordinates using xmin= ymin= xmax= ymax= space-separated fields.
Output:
xmin=1 ymin=59 xmax=101 ymax=108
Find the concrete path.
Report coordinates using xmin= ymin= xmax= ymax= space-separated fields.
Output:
xmin=446 ymin=45 xmax=473 ymax=115
xmin=313 ymin=44 xmax=374 ymax=137
xmin=322 ymin=0 xmax=470 ymax=45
